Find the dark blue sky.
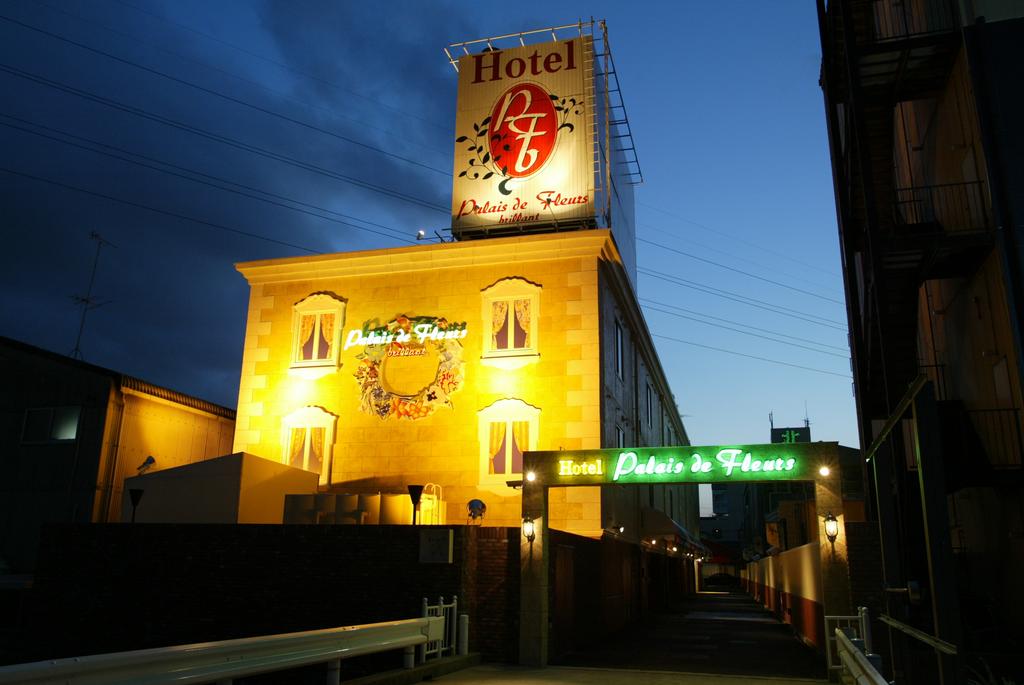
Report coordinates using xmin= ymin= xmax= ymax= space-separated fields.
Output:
xmin=0 ymin=1 xmax=856 ymax=447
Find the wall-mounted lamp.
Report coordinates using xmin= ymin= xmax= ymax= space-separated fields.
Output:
xmin=617 ymin=525 xmax=625 ymax=534
xmin=818 ymin=465 xmax=831 ymax=477
xmin=522 ymin=516 xmax=536 ymax=543
xmin=824 ymin=511 xmax=840 ymax=544
xmin=525 ymin=471 xmax=536 ymax=483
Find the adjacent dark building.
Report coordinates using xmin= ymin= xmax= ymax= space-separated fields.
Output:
xmin=818 ymin=1 xmax=1024 ymax=681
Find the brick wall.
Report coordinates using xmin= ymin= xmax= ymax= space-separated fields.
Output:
xmin=23 ymin=523 xmax=520 ymax=664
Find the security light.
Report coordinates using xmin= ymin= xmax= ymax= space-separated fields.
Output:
xmin=522 ymin=516 xmax=536 ymax=543
xmin=824 ymin=511 xmax=840 ymax=544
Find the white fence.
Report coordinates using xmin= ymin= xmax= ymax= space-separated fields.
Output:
xmin=826 ymin=606 xmax=886 ymax=684
xmin=0 ymin=616 xmax=445 ymax=685
xmin=422 ymin=595 xmax=459 ymax=661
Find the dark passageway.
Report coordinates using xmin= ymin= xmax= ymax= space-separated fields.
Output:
xmin=553 ymin=591 xmax=827 ymax=680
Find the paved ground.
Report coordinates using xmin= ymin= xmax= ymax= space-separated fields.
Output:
xmin=548 ymin=591 xmax=828 ymax=682
xmin=435 ymin=664 xmax=827 ymax=684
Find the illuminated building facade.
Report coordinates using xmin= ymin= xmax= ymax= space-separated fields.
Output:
xmin=232 ymin=229 xmax=695 ymax=538
xmin=228 ymin=23 xmax=697 ymax=541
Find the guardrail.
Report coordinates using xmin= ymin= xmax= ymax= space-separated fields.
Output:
xmin=825 ymin=606 xmax=872 ymax=673
xmin=0 ymin=616 xmax=445 ymax=685
xmin=879 ymin=613 xmax=958 ymax=656
xmin=836 ymin=627 xmax=888 ymax=685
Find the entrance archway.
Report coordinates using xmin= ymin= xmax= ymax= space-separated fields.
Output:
xmin=519 ymin=441 xmax=855 ymax=666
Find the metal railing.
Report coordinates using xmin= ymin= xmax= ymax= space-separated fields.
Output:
xmin=825 ymin=606 xmax=873 ymax=672
xmin=879 ymin=613 xmax=958 ymax=655
xmin=836 ymin=627 xmax=888 ymax=684
xmin=422 ymin=595 xmax=458 ymax=661
xmin=0 ymin=616 xmax=445 ymax=685
xmin=894 ymin=181 xmax=990 ymax=233
xmin=871 ymin=0 xmax=960 ymax=42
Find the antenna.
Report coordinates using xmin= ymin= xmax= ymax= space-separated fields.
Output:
xmin=70 ymin=231 xmax=115 ymax=359
xmin=804 ymin=401 xmax=810 ymax=429
xmin=769 ymin=411 xmax=774 ymax=431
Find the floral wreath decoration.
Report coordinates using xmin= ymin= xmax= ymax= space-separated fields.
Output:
xmin=353 ymin=314 xmax=466 ymax=420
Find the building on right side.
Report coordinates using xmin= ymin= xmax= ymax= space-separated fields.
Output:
xmin=817 ymin=2 xmax=1024 ymax=682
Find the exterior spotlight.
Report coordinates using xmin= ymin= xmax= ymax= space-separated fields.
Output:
xmin=819 ymin=465 xmax=831 ymax=477
xmin=618 ymin=525 xmax=625 ymax=534
xmin=671 ymin=546 xmax=678 ymax=552
xmin=522 ymin=516 xmax=536 ymax=543
xmin=650 ymin=539 xmax=657 ymax=545
xmin=525 ymin=471 xmax=536 ymax=482
xmin=824 ymin=511 xmax=839 ymax=544
xmin=416 ymin=229 xmax=426 ymax=240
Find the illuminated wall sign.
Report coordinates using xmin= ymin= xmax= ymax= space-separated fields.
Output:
xmin=351 ymin=315 xmax=466 ymax=420
xmin=451 ymin=37 xmax=595 ymax=234
xmin=530 ymin=443 xmax=836 ymax=485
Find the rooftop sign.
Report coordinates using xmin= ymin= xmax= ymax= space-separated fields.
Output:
xmin=527 ymin=443 xmax=839 ymax=485
xmin=451 ymin=37 xmax=595 ymax=234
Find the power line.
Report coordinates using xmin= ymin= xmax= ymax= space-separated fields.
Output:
xmin=0 ymin=114 xmax=417 ymax=245
xmin=0 ymin=63 xmax=449 ymax=214
xmin=638 ymin=237 xmax=845 ymax=305
xmin=0 ymin=166 xmax=325 ymax=254
xmin=29 ymin=0 xmax=452 ymax=160
xmin=638 ymin=223 xmax=842 ymax=296
xmin=639 ymin=267 xmax=848 ymax=331
xmin=639 ymin=201 xmax=841 ymax=278
xmin=652 ymin=333 xmax=851 ymax=379
xmin=0 ymin=14 xmax=450 ymax=176
xmin=641 ymin=300 xmax=848 ymax=357
xmin=107 ymin=0 xmax=450 ymax=132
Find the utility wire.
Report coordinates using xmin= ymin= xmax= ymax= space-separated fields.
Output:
xmin=638 ymin=237 xmax=845 ymax=305
xmin=0 ymin=63 xmax=449 ymax=214
xmin=0 ymin=166 xmax=324 ymax=254
xmin=639 ymin=201 xmax=841 ymax=278
xmin=638 ymin=296 xmax=847 ymax=356
xmin=0 ymin=114 xmax=417 ymax=244
xmin=639 ymin=223 xmax=842 ymax=296
xmin=652 ymin=333 xmax=851 ymax=379
xmin=0 ymin=14 xmax=450 ymax=176
xmin=108 ymin=0 xmax=450 ymax=132
xmin=639 ymin=267 xmax=848 ymax=331
xmin=29 ymin=0 xmax=452 ymax=160
xmin=645 ymin=303 xmax=847 ymax=359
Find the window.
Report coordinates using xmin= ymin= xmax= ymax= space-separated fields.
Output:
xmin=646 ymin=383 xmax=653 ymax=428
xmin=614 ymin=320 xmax=624 ymax=379
xmin=615 ymin=424 xmax=626 ymax=448
xmin=477 ymin=398 xmax=541 ymax=484
xmin=290 ymin=292 xmax=346 ymax=378
xmin=21 ymin=407 xmax=80 ymax=443
xmin=281 ymin=406 xmax=337 ymax=486
xmin=480 ymin=277 xmax=541 ymax=368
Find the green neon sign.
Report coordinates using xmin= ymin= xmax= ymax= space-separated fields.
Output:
xmin=529 ymin=443 xmax=832 ymax=485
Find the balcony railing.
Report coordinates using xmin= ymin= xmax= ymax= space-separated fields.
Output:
xmin=871 ymin=0 xmax=960 ymax=42
xmin=893 ymin=181 xmax=990 ymax=233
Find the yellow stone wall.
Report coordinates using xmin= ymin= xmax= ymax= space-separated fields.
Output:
xmin=234 ymin=233 xmax=611 ymax=530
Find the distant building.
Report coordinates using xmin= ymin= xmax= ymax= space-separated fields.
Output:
xmin=0 ymin=337 xmax=234 ymax=573
xmin=819 ymin=2 xmax=1024 ymax=679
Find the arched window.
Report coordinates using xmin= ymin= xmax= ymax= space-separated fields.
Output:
xmin=290 ymin=292 xmax=346 ymax=378
xmin=281 ymin=406 xmax=337 ymax=486
xmin=480 ymin=277 xmax=540 ymax=369
xmin=477 ymin=398 xmax=541 ymax=485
